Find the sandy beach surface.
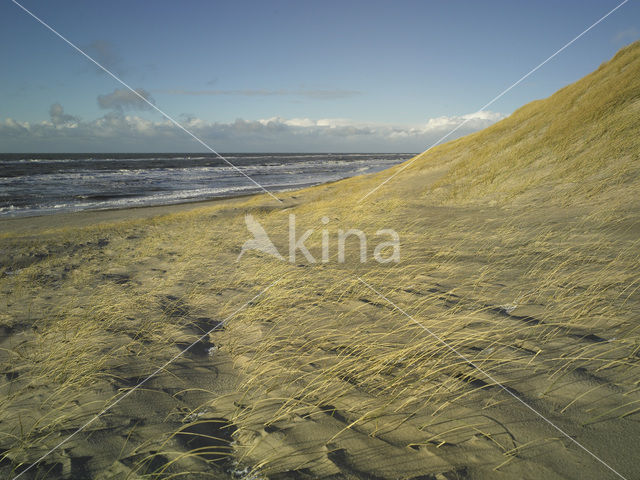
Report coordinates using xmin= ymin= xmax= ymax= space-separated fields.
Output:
xmin=1 ymin=43 xmax=639 ymax=480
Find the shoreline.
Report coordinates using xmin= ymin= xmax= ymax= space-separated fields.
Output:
xmin=0 ymin=191 xmax=268 ymax=235
xmin=0 ymin=172 xmax=356 ymax=236
xmin=1 ymin=152 xmax=416 ymax=232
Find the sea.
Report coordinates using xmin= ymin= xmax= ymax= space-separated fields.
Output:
xmin=0 ymin=153 xmax=414 ymax=218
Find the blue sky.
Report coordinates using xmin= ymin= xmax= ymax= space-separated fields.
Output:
xmin=1 ymin=0 xmax=638 ymax=152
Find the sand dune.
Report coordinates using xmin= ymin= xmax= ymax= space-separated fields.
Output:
xmin=0 ymin=42 xmax=639 ymax=479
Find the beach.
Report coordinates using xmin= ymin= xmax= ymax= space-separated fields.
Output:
xmin=1 ymin=42 xmax=639 ymax=480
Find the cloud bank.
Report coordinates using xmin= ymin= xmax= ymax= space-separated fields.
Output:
xmin=0 ymin=106 xmax=505 ymax=152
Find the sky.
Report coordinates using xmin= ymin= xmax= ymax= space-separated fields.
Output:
xmin=0 ymin=0 xmax=638 ymax=153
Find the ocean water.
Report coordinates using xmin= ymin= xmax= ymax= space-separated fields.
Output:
xmin=0 ymin=153 xmax=414 ymax=218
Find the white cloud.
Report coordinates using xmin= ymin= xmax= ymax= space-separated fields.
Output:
xmin=0 ymin=106 xmax=506 ymax=152
xmin=49 ymin=103 xmax=79 ymax=127
xmin=420 ymin=111 xmax=503 ymax=132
